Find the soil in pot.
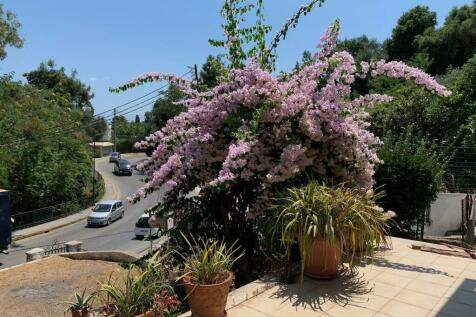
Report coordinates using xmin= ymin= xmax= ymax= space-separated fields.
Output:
xmin=71 ymin=308 xmax=89 ymax=317
xmin=303 ymin=238 xmax=342 ymax=279
xmin=183 ymin=272 xmax=233 ymax=317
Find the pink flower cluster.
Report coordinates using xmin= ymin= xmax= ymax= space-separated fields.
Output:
xmin=213 ymin=140 xmax=255 ymax=184
xmin=365 ymin=60 xmax=451 ymax=97
xmin=119 ymin=22 xmax=450 ymax=207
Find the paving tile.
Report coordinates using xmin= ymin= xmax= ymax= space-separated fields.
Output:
xmin=450 ymin=277 xmax=476 ymax=292
xmin=417 ymin=272 xmax=457 ymax=287
xmin=433 ymin=300 xmax=476 ymax=317
xmin=273 ymin=301 xmax=334 ymax=317
xmin=227 ymin=304 xmax=272 ymax=317
xmin=465 ymin=262 xmax=476 ymax=272
xmin=448 ymin=290 xmax=476 ymax=307
xmin=443 ymin=288 xmax=476 ymax=306
xmin=351 ymin=294 xmax=390 ymax=311
xmin=459 ymin=270 xmax=476 ymax=280
xmin=380 ymin=299 xmax=429 ymax=317
xmin=427 ymin=266 xmax=466 ymax=278
xmin=394 ymin=289 xmax=440 ymax=310
xmin=369 ymin=281 xmax=402 ymax=299
xmin=237 ymin=289 xmax=289 ymax=315
xmin=382 ymin=266 xmax=422 ymax=279
xmin=425 ymin=311 xmax=454 ymax=317
xmin=357 ymin=268 xmax=383 ymax=280
xmin=398 ymin=253 xmax=439 ymax=266
xmin=326 ymin=303 xmax=376 ymax=317
xmin=223 ymin=238 xmax=476 ymax=317
xmin=433 ymin=255 xmax=471 ymax=269
xmin=405 ymin=279 xmax=449 ymax=297
xmin=374 ymin=272 xmax=412 ymax=288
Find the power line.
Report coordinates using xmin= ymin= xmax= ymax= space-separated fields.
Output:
xmin=0 ymin=70 xmax=192 ymax=147
xmin=2 ymin=96 xmax=162 ymax=150
xmin=38 ymin=70 xmax=191 ymax=134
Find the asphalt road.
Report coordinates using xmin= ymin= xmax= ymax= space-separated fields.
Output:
xmin=0 ymin=154 xmax=164 ymax=269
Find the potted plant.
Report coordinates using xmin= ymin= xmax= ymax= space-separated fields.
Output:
xmin=272 ymin=181 xmax=391 ymax=281
xmin=60 ymin=289 xmax=95 ymax=317
xmin=179 ymin=233 xmax=243 ymax=317
xmin=98 ymin=252 xmax=176 ymax=317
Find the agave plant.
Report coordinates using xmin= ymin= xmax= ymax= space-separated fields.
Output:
xmin=179 ymin=232 xmax=244 ymax=285
xmin=271 ymin=181 xmax=392 ymax=281
xmin=60 ymin=289 xmax=95 ymax=311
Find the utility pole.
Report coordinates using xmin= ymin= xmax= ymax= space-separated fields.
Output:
xmin=92 ymin=140 xmax=96 ymax=204
xmin=113 ymin=108 xmax=117 ymax=152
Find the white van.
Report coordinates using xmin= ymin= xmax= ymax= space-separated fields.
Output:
xmin=134 ymin=214 xmax=160 ymax=239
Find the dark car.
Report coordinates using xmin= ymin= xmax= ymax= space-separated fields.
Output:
xmin=109 ymin=152 xmax=121 ymax=163
xmin=114 ymin=159 xmax=133 ymax=176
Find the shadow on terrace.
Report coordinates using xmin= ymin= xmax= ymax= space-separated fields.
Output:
xmin=269 ymin=268 xmax=372 ymax=312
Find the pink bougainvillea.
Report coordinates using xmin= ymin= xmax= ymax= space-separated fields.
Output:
xmin=117 ymin=22 xmax=450 ymax=211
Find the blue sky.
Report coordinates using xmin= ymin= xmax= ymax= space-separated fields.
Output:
xmin=0 ymin=0 xmax=472 ymax=120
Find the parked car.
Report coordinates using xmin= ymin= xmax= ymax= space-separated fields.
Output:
xmin=134 ymin=214 xmax=160 ymax=239
xmin=87 ymin=200 xmax=125 ymax=226
xmin=109 ymin=152 xmax=121 ymax=163
xmin=114 ymin=159 xmax=133 ymax=176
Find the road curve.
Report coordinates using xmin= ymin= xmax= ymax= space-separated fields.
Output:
xmin=0 ymin=154 xmax=164 ymax=269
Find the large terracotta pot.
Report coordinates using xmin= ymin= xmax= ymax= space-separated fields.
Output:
xmin=71 ymin=308 xmax=89 ymax=317
xmin=302 ymin=238 xmax=342 ymax=279
xmin=183 ymin=272 xmax=233 ymax=317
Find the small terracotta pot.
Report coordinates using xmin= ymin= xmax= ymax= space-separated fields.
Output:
xmin=71 ymin=308 xmax=89 ymax=317
xmin=183 ymin=272 xmax=233 ymax=317
xmin=134 ymin=310 xmax=154 ymax=317
xmin=302 ymin=238 xmax=342 ymax=279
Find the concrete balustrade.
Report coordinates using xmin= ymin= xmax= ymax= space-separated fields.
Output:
xmin=65 ymin=240 xmax=82 ymax=252
xmin=25 ymin=247 xmax=44 ymax=262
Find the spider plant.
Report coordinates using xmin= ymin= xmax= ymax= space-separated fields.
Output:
xmin=60 ymin=289 xmax=95 ymax=312
xmin=271 ymin=181 xmax=391 ymax=281
xmin=178 ymin=232 xmax=244 ymax=285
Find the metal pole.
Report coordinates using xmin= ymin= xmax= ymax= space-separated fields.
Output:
xmin=93 ymin=140 xmax=96 ymax=204
xmin=113 ymin=108 xmax=117 ymax=152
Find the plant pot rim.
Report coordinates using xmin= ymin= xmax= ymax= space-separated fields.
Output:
xmin=182 ymin=271 xmax=233 ymax=288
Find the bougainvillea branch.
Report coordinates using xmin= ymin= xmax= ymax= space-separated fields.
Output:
xmin=109 ymin=72 xmax=194 ymax=93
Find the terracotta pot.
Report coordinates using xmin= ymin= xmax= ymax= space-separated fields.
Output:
xmin=71 ymin=308 xmax=89 ymax=317
xmin=302 ymin=238 xmax=342 ymax=279
xmin=183 ymin=272 xmax=233 ymax=317
xmin=134 ymin=310 xmax=154 ymax=317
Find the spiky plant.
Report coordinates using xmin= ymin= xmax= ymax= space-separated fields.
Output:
xmin=271 ymin=181 xmax=392 ymax=282
xmin=60 ymin=289 xmax=95 ymax=311
xmin=98 ymin=251 xmax=173 ymax=317
xmin=179 ymin=232 xmax=244 ymax=285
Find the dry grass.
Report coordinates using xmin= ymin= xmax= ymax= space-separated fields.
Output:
xmin=0 ymin=256 xmax=126 ymax=317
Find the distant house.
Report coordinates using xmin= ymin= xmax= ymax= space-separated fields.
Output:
xmin=89 ymin=142 xmax=114 ymax=157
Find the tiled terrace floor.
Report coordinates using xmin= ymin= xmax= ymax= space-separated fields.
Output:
xmin=227 ymin=237 xmax=476 ymax=317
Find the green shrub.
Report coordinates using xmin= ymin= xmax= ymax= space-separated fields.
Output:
xmin=374 ymin=133 xmax=446 ymax=238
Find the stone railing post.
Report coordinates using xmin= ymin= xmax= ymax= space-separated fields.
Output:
xmin=65 ymin=240 xmax=82 ymax=252
xmin=26 ymin=247 xmax=44 ymax=262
